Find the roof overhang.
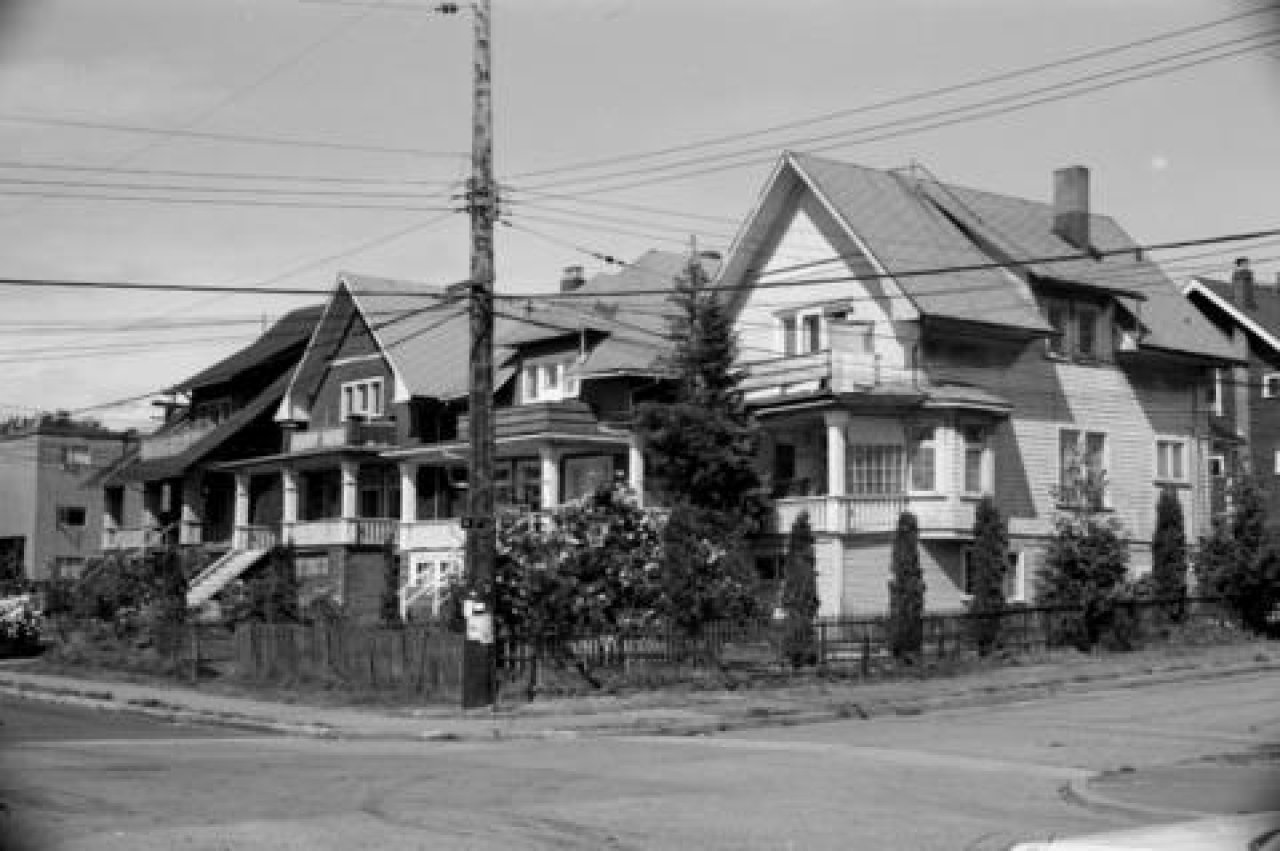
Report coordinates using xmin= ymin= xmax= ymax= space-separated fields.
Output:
xmin=1183 ymin=278 xmax=1280 ymax=360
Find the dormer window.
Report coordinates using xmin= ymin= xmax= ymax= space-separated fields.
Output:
xmin=1042 ymin=297 xmax=1110 ymax=363
xmin=341 ymin=378 xmax=384 ymax=421
xmin=523 ymin=360 xmax=576 ymax=403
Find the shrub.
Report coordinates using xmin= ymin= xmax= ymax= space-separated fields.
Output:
xmin=887 ymin=511 xmax=924 ymax=660
xmin=1196 ymin=476 xmax=1280 ymax=636
xmin=968 ymin=496 xmax=1008 ymax=655
xmin=780 ymin=512 xmax=819 ymax=666
xmin=1151 ymin=486 xmax=1188 ymax=620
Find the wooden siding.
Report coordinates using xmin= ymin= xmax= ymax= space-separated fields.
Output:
xmin=734 ymin=194 xmax=917 ymax=376
xmin=929 ymin=338 xmax=1212 ymax=541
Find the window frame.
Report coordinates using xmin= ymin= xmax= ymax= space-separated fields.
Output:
xmin=340 ymin=377 xmax=385 ymax=421
xmin=1059 ymin=427 xmax=1109 ymax=508
xmin=1262 ymin=372 xmax=1280 ymax=399
xmin=961 ymin=424 xmax=989 ymax=495
xmin=1154 ymin=437 xmax=1189 ymax=484
xmin=56 ymin=505 xmax=87 ymax=528
xmin=907 ymin=426 xmax=937 ymax=493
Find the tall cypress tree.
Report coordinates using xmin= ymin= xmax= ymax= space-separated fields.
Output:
xmin=887 ymin=511 xmax=925 ymax=660
xmin=968 ymin=496 xmax=1008 ymax=655
xmin=1151 ymin=487 xmax=1187 ymax=619
xmin=780 ymin=512 xmax=820 ymax=665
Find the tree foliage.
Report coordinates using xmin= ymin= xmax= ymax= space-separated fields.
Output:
xmin=1151 ymin=486 xmax=1188 ymax=618
xmin=380 ymin=541 xmax=403 ymax=628
xmin=245 ymin=544 xmax=299 ymax=624
xmin=656 ymin=504 xmax=759 ymax=638
xmin=1197 ymin=476 xmax=1280 ymax=635
xmin=887 ymin=511 xmax=925 ymax=660
xmin=780 ymin=511 xmax=819 ymax=666
xmin=1036 ymin=476 xmax=1130 ymax=650
xmin=968 ymin=496 xmax=1008 ymax=655
xmin=636 ymin=253 xmax=766 ymax=527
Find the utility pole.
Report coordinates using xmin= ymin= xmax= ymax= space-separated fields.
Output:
xmin=462 ymin=0 xmax=497 ymax=710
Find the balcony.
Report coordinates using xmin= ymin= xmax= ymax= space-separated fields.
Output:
xmin=138 ymin=421 xmax=219 ymax=460
xmin=399 ymin=519 xmax=464 ymax=551
xmin=740 ymin=350 xmax=888 ymax=400
xmin=457 ymin=400 xmax=601 ymax=440
xmin=286 ymin=419 xmax=398 ymax=453
xmin=284 ymin=518 xmax=399 ymax=547
xmin=774 ymin=494 xmax=979 ymax=537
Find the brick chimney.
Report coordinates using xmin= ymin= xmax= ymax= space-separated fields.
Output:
xmin=1232 ymin=257 xmax=1256 ymax=310
xmin=560 ymin=265 xmax=585 ymax=293
xmin=1052 ymin=166 xmax=1091 ymax=253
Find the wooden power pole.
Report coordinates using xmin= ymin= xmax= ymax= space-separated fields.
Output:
xmin=462 ymin=0 xmax=497 ymax=710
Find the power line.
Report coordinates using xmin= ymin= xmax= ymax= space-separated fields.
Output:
xmin=0 ymin=188 xmax=456 ymax=213
xmin=0 ymin=159 xmax=459 ymax=189
xmin=0 ymin=174 xmax=463 ymax=200
xmin=502 ymin=5 xmax=1275 ymax=183
xmin=513 ymin=30 xmax=1280 ymax=197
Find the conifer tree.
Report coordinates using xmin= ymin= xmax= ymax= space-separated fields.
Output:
xmin=1197 ymin=476 xmax=1280 ymax=634
xmin=968 ymin=496 xmax=1008 ymax=655
xmin=780 ymin=511 xmax=819 ymax=666
xmin=887 ymin=511 xmax=925 ymax=660
xmin=1151 ymin=486 xmax=1187 ymax=619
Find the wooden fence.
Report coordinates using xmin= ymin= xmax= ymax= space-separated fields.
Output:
xmin=234 ymin=622 xmax=462 ymax=698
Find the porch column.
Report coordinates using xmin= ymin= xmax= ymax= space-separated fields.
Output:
xmin=233 ymin=473 xmax=250 ymax=529
xmin=399 ymin=461 xmax=419 ymax=524
xmin=824 ymin=411 xmax=850 ymax=497
xmin=628 ymin=435 xmax=645 ymax=506
xmin=281 ymin=468 xmax=299 ymax=526
xmin=340 ymin=460 xmax=359 ymax=519
xmin=180 ymin=475 xmax=202 ymax=545
xmin=539 ymin=445 xmax=559 ymax=509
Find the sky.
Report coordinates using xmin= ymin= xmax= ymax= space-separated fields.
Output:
xmin=0 ymin=0 xmax=1277 ymax=430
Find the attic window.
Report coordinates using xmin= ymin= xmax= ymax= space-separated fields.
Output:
xmin=341 ymin=378 xmax=384 ymax=420
xmin=1263 ymin=373 xmax=1280 ymax=399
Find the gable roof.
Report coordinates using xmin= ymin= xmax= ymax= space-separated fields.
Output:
xmin=1184 ymin=276 xmax=1280 ymax=359
xmin=169 ymin=304 xmax=324 ymax=393
xmin=720 ymin=152 xmax=1236 ymax=361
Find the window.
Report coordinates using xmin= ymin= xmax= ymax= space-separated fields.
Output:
xmin=1060 ymin=429 xmax=1107 ymax=507
xmin=61 ymin=445 xmax=91 ymax=470
xmin=523 ymin=361 xmax=573 ymax=403
xmin=1155 ymin=439 xmax=1187 ymax=483
xmin=193 ymin=398 xmax=232 ymax=426
xmin=781 ymin=316 xmax=797 ymax=356
xmin=341 ymin=378 xmax=384 ymax=420
xmin=802 ymin=314 xmax=822 ymax=354
xmin=1208 ymin=455 xmax=1226 ymax=478
xmin=1045 ymin=300 xmax=1069 ymax=357
xmin=962 ymin=550 xmax=1024 ymax=601
xmin=1274 ymin=449 xmax=1280 ymax=476
xmin=848 ymin=445 xmax=905 ymax=496
xmin=1263 ymin=373 xmax=1280 ymax=399
xmin=1206 ymin=369 xmax=1223 ymax=415
xmin=1076 ymin=306 xmax=1099 ymax=359
xmin=963 ymin=425 xmax=988 ymax=494
xmin=908 ymin=427 xmax=936 ymax=492
xmin=56 ymin=506 xmax=87 ymax=527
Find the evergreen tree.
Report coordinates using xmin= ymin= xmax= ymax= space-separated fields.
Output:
xmin=1036 ymin=476 xmax=1130 ymax=649
xmin=780 ymin=512 xmax=820 ymax=666
xmin=887 ymin=511 xmax=925 ymax=660
xmin=248 ymin=544 xmax=299 ymax=624
xmin=657 ymin=504 xmax=758 ymax=639
xmin=1151 ymin=486 xmax=1188 ymax=619
xmin=1197 ymin=476 xmax=1280 ymax=634
xmin=636 ymin=252 xmax=766 ymax=525
xmin=379 ymin=541 xmax=403 ymax=628
xmin=968 ymin=496 xmax=1008 ymax=656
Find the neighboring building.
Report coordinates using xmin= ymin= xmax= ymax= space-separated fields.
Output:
xmin=0 ymin=413 xmax=130 ymax=583
xmin=715 ymin=152 xmax=1238 ymax=615
xmin=100 ymin=304 xmax=323 ymax=572
xmin=202 ymin=258 xmax=699 ymax=622
xmin=1182 ymin=258 xmax=1280 ymax=525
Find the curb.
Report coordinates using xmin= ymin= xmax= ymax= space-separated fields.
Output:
xmin=1061 ymin=774 xmax=1216 ymax=822
xmin=3 ymin=657 xmax=1276 ymax=743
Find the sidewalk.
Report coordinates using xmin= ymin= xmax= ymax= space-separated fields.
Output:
xmin=2 ymin=641 xmax=1275 ymax=744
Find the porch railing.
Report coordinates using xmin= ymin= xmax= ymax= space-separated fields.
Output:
xmin=233 ymin=524 xmax=279 ymax=551
xmin=283 ymin=518 xmax=399 ymax=547
xmin=101 ymin=526 xmax=169 ymax=551
xmin=286 ymin=420 xmax=397 ymax=453
xmin=399 ymin=519 xmax=464 ymax=551
xmin=775 ymin=495 xmax=908 ymax=535
xmin=740 ymin=349 xmax=885 ymax=398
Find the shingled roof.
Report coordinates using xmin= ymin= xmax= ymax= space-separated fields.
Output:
xmin=168 ymin=304 xmax=324 ymax=393
xmin=727 ymin=152 xmax=1235 ymax=362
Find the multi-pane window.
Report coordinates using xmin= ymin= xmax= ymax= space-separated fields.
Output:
xmin=908 ymin=427 xmax=936 ymax=492
xmin=1060 ymin=429 xmax=1107 ymax=506
xmin=341 ymin=378 xmax=384 ymax=420
xmin=523 ymin=361 xmax=572 ymax=403
xmin=1045 ymin=300 xmax=1069 ymax=357
xmin=963 ymin=425 xmax=987 ymax=494
xmin=1076 ymin=306 xmax=1099 ymax=359
xmin=781 ymin=316 xmax=798 ymax=356
xmin=848 ymin=445 xmax=905 ymax=495
xmin=1155 ymin=439 xmax=1186 ymax=483
xmin=1043 ymin=298 xmax=1108 ymax=362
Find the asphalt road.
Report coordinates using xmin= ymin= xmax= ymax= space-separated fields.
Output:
xmin=1 ymin=672 xmax=1276 ymax=850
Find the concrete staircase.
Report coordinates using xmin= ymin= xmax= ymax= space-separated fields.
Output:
xmin=187 ymin=549 xmax=270 ymax=610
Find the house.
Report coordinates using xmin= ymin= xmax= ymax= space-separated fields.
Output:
xmin=213 ymin=257 xmax=701 ymax=621
xmin=0 ymin=413 xmax=130 ymax=583
xmin=100 ymin=304 xmax=323 ymax=567
xmin=1182 ymin=258 xmax=1280 ymax=525
xmin=715 ymin=152 xmax=1238 ymax=615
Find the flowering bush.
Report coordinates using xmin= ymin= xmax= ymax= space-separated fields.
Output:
xmin=0 ymin=596 xmax=44 ymax=656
